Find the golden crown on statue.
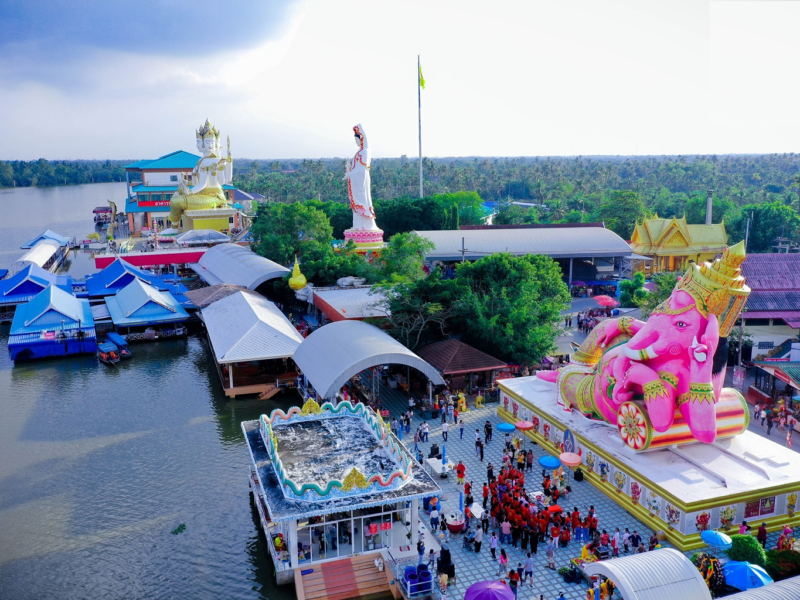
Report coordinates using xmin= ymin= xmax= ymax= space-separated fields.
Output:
xmin=196 ymin=119 xmax=220 ymax=140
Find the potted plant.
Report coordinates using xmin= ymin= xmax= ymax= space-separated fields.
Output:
xmin=557 ymin=566 xmax=572 ymax=582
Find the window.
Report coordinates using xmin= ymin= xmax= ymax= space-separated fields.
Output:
xmin=138 ymin=193 xmax=149 ymax=202
xmin=758 ymin=341 xmax=774 ymax=350
xmin=151 ymin=194 xmax=163 ymax=201
xmin=164 ymin=194 xmax=172 ymax=201
xmin=745 ymin=319 xmax=771 ymax=326
xmin=170 ymin=175 xmax=178 ymax=182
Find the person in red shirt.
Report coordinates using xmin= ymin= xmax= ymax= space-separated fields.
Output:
xmin=456 ymin=461 xmax=466 ymax=485
xmin=589 ymin=515 xmax=599 ymax=539
xmin=559 ymin=526 xmax=571 ymax=547
xmin=538 ymin=517 xmax=548 ymax=542
xmin=483 ymin=483 xmax=490 ymax=508
xmin=571 ymin=508 xmax=580 ymax=532
xmin=464 ymin=480 xmax=472 ymax=496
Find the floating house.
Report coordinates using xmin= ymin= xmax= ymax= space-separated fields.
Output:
xmin=104 ymin=279 xmax=190 ymax=334
xmin=85 ymin=258 xmax=194 ymax=310
xmin=8 ymin=239 xmax=68 ymax=276
xmin=21 ymin=230 xmax=71 ymax=249
xmin=201 ymin=291 xmax=304 ymax=397
xmin=242 ymin=398 xmax=441 ymax=594
xmin=9 ymin=285 xmax=96 ymax=360
xmin=0 ymin=264 xmax=73 ymax=322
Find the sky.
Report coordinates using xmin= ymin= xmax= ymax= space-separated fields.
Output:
xmin=2 ymin=0 xmax=799 ymax=160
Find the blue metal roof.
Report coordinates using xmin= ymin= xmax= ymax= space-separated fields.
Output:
xmin=104 ymin=279 xmax=190 ymax=327
xmin=10 ymin=285 xmax=94 ymax=335
xmin=124 ymin=150 xmax=201 ymax=171
xmin=0 ymin=265 xmax=73 ymax=306
xmin=21 ymin=230 xmax=71 ymax=249
xmin=98 ymin=342 xmax=117 ymax=352
xmin=85 ymin=258 xmax=167 ymax=298
xmin=106 ymin=332 xmax=128 ymax=347
xmin=0 ymin=269 xmax=7 ymax=280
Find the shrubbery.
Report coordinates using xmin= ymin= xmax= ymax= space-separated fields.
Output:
xmin=765 ymin=549 xmax=800 ymax=581
xmin=726 ymin=534 xmax=767 ymax=567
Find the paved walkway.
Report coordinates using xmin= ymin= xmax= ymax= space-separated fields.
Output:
xmin=364 ymin=372 xmax=787 ymax=599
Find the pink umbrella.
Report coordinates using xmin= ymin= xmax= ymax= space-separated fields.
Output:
xmin=559 ymin=451 xmax=582 ymax=483
xmin=516 ymin=420 xmax=535 ymax=431
xmin=594 ymin=295 xmax=619 ymax=307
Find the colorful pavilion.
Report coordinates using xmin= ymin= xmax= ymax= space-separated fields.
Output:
xmin=9 ymin=285 xmax=96 ymax=360
xmin=629 ymin=216 xmax=728 ymax=274
xmin=0 ymin=264 xmax=73 ymax=322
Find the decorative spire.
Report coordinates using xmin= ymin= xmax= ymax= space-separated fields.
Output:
xmin=674 ymin=240 xmax=750 ymax=336
xmin=288 ymin=256 xmax=307 ymax=291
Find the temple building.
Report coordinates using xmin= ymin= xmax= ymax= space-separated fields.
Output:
xmin=629 ymin=216 xmax=728 ymax=275
xmin=123 ymin=150 xmax=241 ymax=233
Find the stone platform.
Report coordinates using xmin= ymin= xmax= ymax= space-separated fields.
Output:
xmin=498 ymin=375 xmax=800 ymax=550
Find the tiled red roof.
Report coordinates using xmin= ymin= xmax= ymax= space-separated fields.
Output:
xmin=415 ymin=339 xmax=507 ymax=375
xmin=742 ymin=254 xmax=800 ymax=291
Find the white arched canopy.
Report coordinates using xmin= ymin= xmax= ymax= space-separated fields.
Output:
xmin=293 ymin=320 xmax=446 ymax=399
xmin=583 ymin=548 xmax=711 ymax=600
xmin=192 ymin=243 xmax=289 ymax=290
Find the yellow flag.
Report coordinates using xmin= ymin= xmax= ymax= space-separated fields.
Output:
xmin=419 ymin=66 xmax=426 ymax=90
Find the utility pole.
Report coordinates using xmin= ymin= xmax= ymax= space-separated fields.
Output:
xmin=738 ymin=308 xmax=747 ymax=367
xmin=461 ymin=237 xmax=467 ymax=263
xmin=418 ymin=55 xmax=423 ymax=198
xmin=744 ymin=212 xmax=753 ymax=252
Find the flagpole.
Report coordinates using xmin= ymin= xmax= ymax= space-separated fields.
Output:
xmin=418 ymin=55 xmax=423 ymax=198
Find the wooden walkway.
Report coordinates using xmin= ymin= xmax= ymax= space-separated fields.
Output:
xmin=295 ymin=554 xmax=393 ymax=600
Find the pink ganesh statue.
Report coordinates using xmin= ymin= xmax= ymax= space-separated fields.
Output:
xmin=539 ymin=241 xmax=750 ymax=450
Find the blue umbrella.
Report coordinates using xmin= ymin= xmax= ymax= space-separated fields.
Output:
xmin=497 ymin=422 xmax=516 ymax=433
xmin=723 ymin=561 xmax=774 ymax=590
xmin=441 ymin=444 xmax=446 ymax=466
xmin=459 ymin=492 xmax=464 ymax=513
xmin=701 ymin=530 xmax=732 ymax=549
xmin=538 ymin=455 xmax=561 ymax=470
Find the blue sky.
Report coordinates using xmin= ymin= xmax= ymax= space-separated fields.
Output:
xmin=2 ymin=0 xmax=799 ymax=160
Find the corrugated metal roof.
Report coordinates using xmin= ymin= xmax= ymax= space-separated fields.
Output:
xmin=193 ymin=244 xmax=289 ymax=290
xmin=742 ymin=253 xmax=800 ymax=291
xmin=746 ymin=290 xmax=800 ymax=312
xmin=415 ymin=339 xmax=507 ymax=374
xmin=201 ymin=291 xmax=303 ymax=363
xmin=312 ymin=287 xmax=388 ymax=320
xmin=104 ymin=279 xmax=189 ymax=327
xmin=0 ymin=265 xmax=72 ymax=306
xmin=184 ymin=284 xmax=258 ymax=308
xmin=133 ymin=150 xmax=200 ymax=170
xmin=21 ymin=230 xmax=70 ymax=249
xmin=175 ymin=229 xmax=230 ymax=246
xmin=85 ymin=258 xmax=167 ymax=297
xmin=293 ymin=321 xmax=446 ymax=399
xmin=583 ymin=548 xmax=710 ymax=600
xmin=414 ymin=226 xmax=633 ymax=260
xmin=8 ymin=240 xmax=61 ymax=276
xmin=724 ymin=574 xmax=800 ymax=599
xmin=10 ymin=286 xmax=93 ymax=335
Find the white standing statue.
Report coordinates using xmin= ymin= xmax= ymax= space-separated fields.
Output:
xmin=169 ymin=119 xmax=232 ymax=226
xmin=343 ymin=124 xmax=384 ymax=251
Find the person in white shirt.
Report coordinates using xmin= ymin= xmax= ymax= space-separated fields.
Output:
xmin=442 ymin=421 xmax=449 ymax=441
xmin=423 ymin=422 xmax=429 ymax=441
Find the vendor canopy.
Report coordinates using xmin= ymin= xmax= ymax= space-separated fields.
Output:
xmin=293 ymin=320 xmax=446 ymax=399
xmin=201 ymin=291 xmax=303 ymax=363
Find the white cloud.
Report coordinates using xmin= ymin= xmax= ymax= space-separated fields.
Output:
xmin=2 ymin=0 xmax=798 ymax=159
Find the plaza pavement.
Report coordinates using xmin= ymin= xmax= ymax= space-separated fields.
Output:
xmin=367 ymin=373 xmax=786 ymax=600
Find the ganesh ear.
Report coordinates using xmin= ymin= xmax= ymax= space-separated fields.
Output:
xmin=705 ymin=312 xmax=719 ymax=344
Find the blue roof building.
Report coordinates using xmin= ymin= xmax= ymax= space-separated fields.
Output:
xmin=9 ymin=285 xmax=97 ymax=360
xmin=0 ymin=264 xmax=73 ymax=310
xmin=85 ymin=258 xmax=168 ymax=298
xmin=21 ymin=230 xmax=71 ymax=249
xmin=104 ymin=279 xmax=190 ymax=329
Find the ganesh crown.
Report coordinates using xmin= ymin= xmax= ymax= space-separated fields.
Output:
xmin=196 ymin=119 xmax=220 ymax=140
xmin=673 ymin=240 xmax=750 ymax=337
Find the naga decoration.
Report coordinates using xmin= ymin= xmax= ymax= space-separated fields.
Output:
xmin=539 ymin=242 xmax=751 ymax=450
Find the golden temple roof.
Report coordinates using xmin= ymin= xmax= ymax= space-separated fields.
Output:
xmin=630 ymin=216 xmax=728 ymax=256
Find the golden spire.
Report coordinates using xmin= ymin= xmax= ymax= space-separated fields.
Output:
xmin=288 ymin=256 xmax=307 ymax=291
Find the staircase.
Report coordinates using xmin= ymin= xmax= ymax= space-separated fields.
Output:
xmin=258 ymin=384 xmax=280 ymax=400
xmin=296 ymin=555 xmax=393 ymax=600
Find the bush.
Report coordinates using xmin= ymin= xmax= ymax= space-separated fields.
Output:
xmin=726 ymin=534 xmax=767 ymax=567
xmin=765 ymin=550 xmax=800 ymax=581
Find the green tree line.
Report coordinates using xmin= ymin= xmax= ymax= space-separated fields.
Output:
xmin=0 ymin=159 xmax=128 ymax=187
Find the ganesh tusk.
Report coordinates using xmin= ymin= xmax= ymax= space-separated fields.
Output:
xmin=620 ymin=344 xmax=660 ymax=361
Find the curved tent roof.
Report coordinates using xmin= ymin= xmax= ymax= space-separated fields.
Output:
xmin=293 ymin=320 xmax=446 ymax=399
xmin=583 ymin=548 xmax=710 ymax=600
xmin=414 ymin=226 xmax=633 ymax=261
xmin=724 ymin=574 xmax=800 ymax=599
xmin=8 ymin=240 xmax=62 ymax=276
xmin=192 ymin=243 xmax=289 ymax=290
xmin=201 ymin=291 xmax=303 ymax=363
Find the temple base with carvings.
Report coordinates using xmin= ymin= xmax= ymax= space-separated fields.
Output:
xmin=497 ymin=375 xmax=800 ymax=551
xmin=343 ymin=228 xmax=385 ymax=253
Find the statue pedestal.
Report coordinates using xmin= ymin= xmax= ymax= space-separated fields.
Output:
xmin=183 ymin=207 xmax=237 ymax=232
xmin=344 ymin=228 xmax=384 ymax=253
xmin=498 ymin=375 xmax=800 ymax=550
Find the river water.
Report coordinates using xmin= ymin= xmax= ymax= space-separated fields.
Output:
xmin=0 ymin=183 xmax=296 ymax=600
